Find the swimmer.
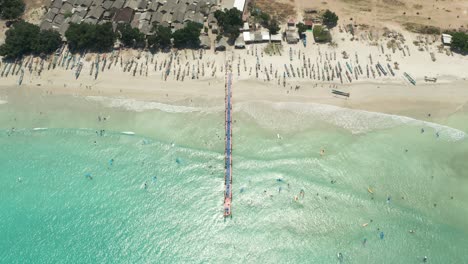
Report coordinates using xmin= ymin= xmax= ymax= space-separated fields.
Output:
xmin=320 ymin=149 xmax=325 ymax=156
xmin=387 ymin=196 xmax=391 ymax=203
xmin=423 ymin=256 xmax=428 ymax=262
xmin=294 ymin=195 xmax=299 ymax=201
xmin=278 ymin=187 xmax=282 ymax=193
xmin=362 ymin=238 xmax=367 ymax=246
xmin=337 ymin=252 xmax=343 ymax=262
xmin=409 ymin=230 xmax=415 ymax=234
xmin=436 ymin=132 xmax=440 ymax=138
xmin=300 ymin=189 xmax=305 ymax=198
xmin=421 ymin=128 xmax=425 ymax=133
xmin=17 ymin=177 xmax=22 ymax=183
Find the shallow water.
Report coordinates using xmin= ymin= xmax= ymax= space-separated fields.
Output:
xmin=1 ymin=91 xmax=467 ymax=263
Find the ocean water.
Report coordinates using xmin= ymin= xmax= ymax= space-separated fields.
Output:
xmin=1 ymin=90 xmax=468 ymax=263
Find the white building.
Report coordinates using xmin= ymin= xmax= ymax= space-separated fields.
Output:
xmin=442 ymin=33 xmax=452 ymax=45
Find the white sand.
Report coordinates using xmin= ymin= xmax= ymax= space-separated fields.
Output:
xmin=0 ymin=28 xmax=467 ymax=119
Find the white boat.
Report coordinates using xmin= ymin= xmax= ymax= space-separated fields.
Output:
xmin=32 ymin=128 xmax=48 ymax=131
xmin=121 ymin=131 xmax=135 ymax=135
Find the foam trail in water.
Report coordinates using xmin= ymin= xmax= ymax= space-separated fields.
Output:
xmin=238 ymin=101 xmax=466 ymax=141
xmin=86 ymin=96 xmax=222 ymax=113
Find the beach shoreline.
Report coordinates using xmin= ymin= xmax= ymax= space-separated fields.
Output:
xmin=1 ymin=76 xmax=467 ymax=121
xmin=1 ymin=26 xmax=467 ymax=121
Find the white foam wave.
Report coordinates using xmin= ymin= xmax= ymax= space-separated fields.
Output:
xmin=86 ymin=96 xmax=207 ymax=113
xmin=238 ymin=101 xmax=466 ymax=141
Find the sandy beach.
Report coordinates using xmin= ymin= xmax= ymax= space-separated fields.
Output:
xmin=1 ymin=26 xmax=467 ymax=120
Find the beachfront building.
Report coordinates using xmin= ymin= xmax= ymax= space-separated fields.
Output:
xmin=441 ymin=33 xmax=453 ymax=46
xmin=234 ymin=35 xmax=245 ymax=49
xmin=215 ymin=37 xmax=228 ymax=51
xmin=199 ymin=35 xmax=211 ymax=49
xmin=285 ymin=30 xmax=300 ymax=44
xmin=40 ymin=0 xmax=220 ymax=38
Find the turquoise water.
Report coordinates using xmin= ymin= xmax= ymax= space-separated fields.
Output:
xmin=1 ymin=91 xmax=468 ymax=263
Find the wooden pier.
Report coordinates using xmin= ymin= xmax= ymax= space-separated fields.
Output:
xmin=223 ymin=69 xmax=233 ymax=217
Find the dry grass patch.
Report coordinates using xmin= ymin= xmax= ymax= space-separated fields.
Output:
xmin=404 ymin=22 xmax=441 ymax=34
xmin=255 ymin=0 xmax=296 ymax=22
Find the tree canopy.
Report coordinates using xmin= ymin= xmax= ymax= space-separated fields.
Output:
xmin=117 ymin=23 xmax=145 ymax=48
xmin=172 ymin=22 xmax=202 ymax=49
xmin=0 ymin=0 xmax=25 ymax=20
xmin=147 ymin=25 xmax=172 ymax=51
xmin=251 ymin=9 xmax=270 ymax=28
xmin=296 ymin=22 xmax=308 ymax=36
xmin=313 ymin=25 xmax=332 ymax=43
xmin=0 ymin=21 xmax=61 ymax=59
xmin=214 ymin=8 xmax=243 ymax=42
xmin=267 ymin=19 xmax=280 ymax=35
xmin=34 ymin=29 xmax=62 ymax=54
xmin=322 ymin=10 xmax=338 ymax=28
xmin=450 ymin=32 xmax=468 ymax=53
xmin=65 ymin=22 xmax=116 ymax=52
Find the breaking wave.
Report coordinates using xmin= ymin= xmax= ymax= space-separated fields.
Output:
xmin=237 ymin=101 xmax=466 ymax=141
xmin=86 ymin=96 xmax=214 ymax=113
xmin=84 ymin=96 xmax=465 ymax=141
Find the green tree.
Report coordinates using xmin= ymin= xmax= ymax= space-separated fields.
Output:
xmin=117 ymin=23 xmax=145 ymax=48
xmin=0 ymin=0 xmax=25 ymax=20
xmin=0 ymin=21 xmax=39 ymax=58
xmin=64 ymin=11 xmax=73 ymax=19
xmin=267 ymin=19 xmax=280 ymax=35
xmin=94 ymin=22 xmax=115 ymax=51
xmin=450 ymin=32 xmax=468 ymax=53
xmin=296 ymin=22 xmax=308 ymax=36
xmin=65 ymin=22 xmax=115 ymax=52
xmin=34 ymin=29 xmax=62 ymax=54
xmin=313 ymin=25 xmax=331 ymax=43
xmin=322 ymin=10 xmax=338 ymax=28
xmin=147 ymin=25 xmax=172 ymax=51
xmin=214 ymin=8 xmax=243 ymax=42
xmin=172 ymin=22 xmax=202 ymax=48
xmin=0 ymin=21 xmax=62 ymax=58
xmin=258 ymin=12 xmax=270 ymax=27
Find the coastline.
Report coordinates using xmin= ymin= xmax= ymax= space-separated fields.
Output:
xmin=1 ymin=28 xmax=468 ymax=130
xmin=1 ymin=76 xmax=467 ymax=120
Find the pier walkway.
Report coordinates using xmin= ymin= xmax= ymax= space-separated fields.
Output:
xmin=223 ymin=68 xmax=233 ymax=217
